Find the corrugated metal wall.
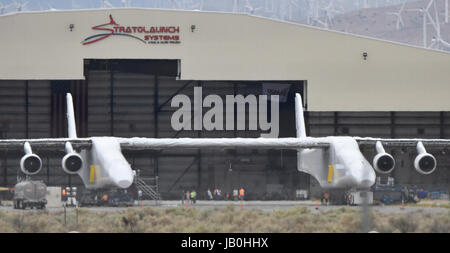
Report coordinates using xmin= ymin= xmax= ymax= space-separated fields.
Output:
xmin=85 ymin=70 xmax=298 ymax=199
xmin=0 ymin=76 xmax=448 ymax=198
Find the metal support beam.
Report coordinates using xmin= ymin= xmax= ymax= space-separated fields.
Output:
xmin=46 ymin=157 xmax=50 ymax=185
xmin=110 ymin=68 xmax=114 ymax=136
xmin=84 ymin=73 xmax=89 ymax=137
xmin=168 ymin=156 xmax=199 ymax=192
xmin=3 ymin=154 xmax=7 ymax=186
xmin=154 ymin=75 xmax=159 ymax=138
xmin=157 ymin=80 xmax=193 ymax=112
xmin=232 ymin=83 xmax=238 ymax=192
xmin=197 ymin=81 xmax=202 ymax=188
xmin=197 ymin=151 xmax=202 ymax=186
xmin=334 ymin=112 xmax=338 ymax=136
xmin=25 ymin=81 xmax=29 ymax=139
xmin=303 ymin=81 xmax=310 ymax=137
xmin=440 ymin=111 xmax=445 ymax=139
xmin=154 ymin=75 xmax=159 ymax=177
xmin=390 ymin=112 xmax=396 ymax=138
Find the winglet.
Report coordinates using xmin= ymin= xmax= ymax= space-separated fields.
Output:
xmin=66 ymin=93 xmax=78 ymax=139
xmin=295 ymin=93 xmax=307 ymax=138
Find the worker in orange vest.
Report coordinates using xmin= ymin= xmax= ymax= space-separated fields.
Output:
xmin=103 ymin=194 xmax=108 ymax=205
xmin=324 ymin=192 xmax=330 ymax=206
xmin=239 ymin=188 xmax=245 ymax=201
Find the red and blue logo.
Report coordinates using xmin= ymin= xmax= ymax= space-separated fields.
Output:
xmin=82 ymin=15 xmax=180 ymax=45
xmin=82 ymin=15 xmax=146 ymax=45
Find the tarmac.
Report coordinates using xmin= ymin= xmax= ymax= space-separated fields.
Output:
xmin=0 ymin=200 xmax=448 ymax=214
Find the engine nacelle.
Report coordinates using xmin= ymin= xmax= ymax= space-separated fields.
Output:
xmin=373 ymin=153 xmax=395 ymax=174
xmin=414 ymin=153 xmax=436 ymax=175
xmin=414 ymin=142 xmax=436 ymax=175
xmin=372 ymin=141 xmax=395 ymax=174
xmin=62 ymin=153 xmax=83 ymax=174
xmin=62 ymin=142 xmax=84 ymax=174
xmin=20 ymin=154 xmax=42 ymax=175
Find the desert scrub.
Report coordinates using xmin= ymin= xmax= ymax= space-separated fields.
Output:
xmin=0 ymin=207 xmax=449 ymax=233
xmin=388 ymin=215 xmax=418 ymax=233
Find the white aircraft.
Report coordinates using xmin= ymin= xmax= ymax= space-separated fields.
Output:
xmin=0 ymin=93 xmax=441 ymax=190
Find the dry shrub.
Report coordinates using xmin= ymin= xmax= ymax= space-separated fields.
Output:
xmin=0 ymin=206 xmax=448 ymax=233
xmin=417 ymin=213 xmax=450 ymax=233
xmin=0 ymin=219 xmax=16 ymax=233
xmin=337 ymin=213 xmax=361 ymax=233
xmin=388 ymin=215 xmax=418 ymax=233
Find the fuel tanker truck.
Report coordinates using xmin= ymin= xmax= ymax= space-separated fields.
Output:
xmin=13 ymin=180 xmax=47 ymax=209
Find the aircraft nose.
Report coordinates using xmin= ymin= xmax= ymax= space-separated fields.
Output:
xmin=356 ymin=161 xmax=376 ymax=188
xmin=348 ymin=160 xmax=375 ymax=189
xmin=358 ymin=179 xmax=375 ymax=188
xmin=116 ymin=179 xmax=132 ymax=189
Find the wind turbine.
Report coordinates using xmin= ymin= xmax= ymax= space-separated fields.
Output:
xmin=13 ymin=0 xmax=28 ymax=12
xmin=321 ymin=0 xmax=342 ymax=28
xmin=358 ymin=0 xmax=369 ymax=9
xmin=244 ymin=0 xmax=261 ymax=15
xmin=386 ymin=0 xmax=407 ymax=30
xmin=0 ymin=1 xmax=10 ymax=15
xmin=232 ymin=0 xmax=240 ymax=13
xmin=101 ymin=0 xmax=114 ymax=8
xmin=264 ymin=0 xmax=275 ymax=13
xmin=307 ymin=0 xmax=321 ymax=25
xmin=427 ymin=0 xmax=450 ymax=50
xmin=406 ymin=0 xmax=439 ymax=48
xmin=121 ymin=0 xmax=132 ymax=8
xmin=445 ymin=0 xmax=448 ymax=24
xmin=287 ymin=0 xmax=299 ymax=21
xmin=191 ymin=0 xmax=204 ymax=11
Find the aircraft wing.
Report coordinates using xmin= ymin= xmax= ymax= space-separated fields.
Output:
xmin=117 ymin=137 xmax=330 ymax=150
xmin=355 ymin=137 xmax=450 ymax=148
xmin=4 ymin=136 xmax=450 ymax=152
xmin=0 ymin=138 xmax=92 ymax=152
xmin=0 ymin=137 xmax=329 ymax=152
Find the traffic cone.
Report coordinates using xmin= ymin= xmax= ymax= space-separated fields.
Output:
xmin=315 ymin=200 xmax=319 ymax=210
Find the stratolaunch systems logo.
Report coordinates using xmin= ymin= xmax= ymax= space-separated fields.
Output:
xmin=82 ymin=15 xmax=181 ymax=45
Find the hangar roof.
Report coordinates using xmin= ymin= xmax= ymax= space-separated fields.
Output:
xmin=0 ymin=9 xmax=449 ymax=111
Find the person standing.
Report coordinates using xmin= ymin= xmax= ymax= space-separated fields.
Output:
xmin=233 ymin=189 xmax=238 ymax=201
xmin=190 ymin=190 xmax=197 ymax=204
xmin=239 ymin=188 xmax=245 ymax=201
xmin=181 ymin=190 xmax=185 ymax=205
xmin=186 ymin=190 xmax=191 ymax=205
xmin=207 ymin=189 xmax=213 ymax=200
xmin=324 ymin=192 xmax=329 ymax=206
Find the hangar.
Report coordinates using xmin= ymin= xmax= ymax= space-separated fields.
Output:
xmin=0 ymin=9 xmax=449 ymax=199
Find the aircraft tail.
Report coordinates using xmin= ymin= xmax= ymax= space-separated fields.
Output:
xmin=295 ymin=93 xmax=307 ymax=138
xmin=66 ymin=93 xmax=78 ymax=139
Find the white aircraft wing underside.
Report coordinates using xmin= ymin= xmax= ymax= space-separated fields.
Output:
xmin=0 ymin=137 xmax=329 ymax=151
xmin=117 ymin=137 xmax=330 ymax=150
xmin=355 ymin=137 xmax=450 ymax=148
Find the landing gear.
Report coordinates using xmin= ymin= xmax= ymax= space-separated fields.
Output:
xmin=17 ymin=200 xmax=24 ymax=209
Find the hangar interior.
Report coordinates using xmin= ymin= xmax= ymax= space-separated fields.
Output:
xmin=0 ymin=59 xmax=448 ymax=199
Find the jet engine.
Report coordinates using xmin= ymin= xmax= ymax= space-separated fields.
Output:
xmin=414 ymin=142 xmax=436 ymax=175
xmin=20 ymin=142 xmax=42 ymax=175
xmin=372 ymin=141 xmax=395 ymax=174
xmin=61 ymin=142 xmax=84 ymax=174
